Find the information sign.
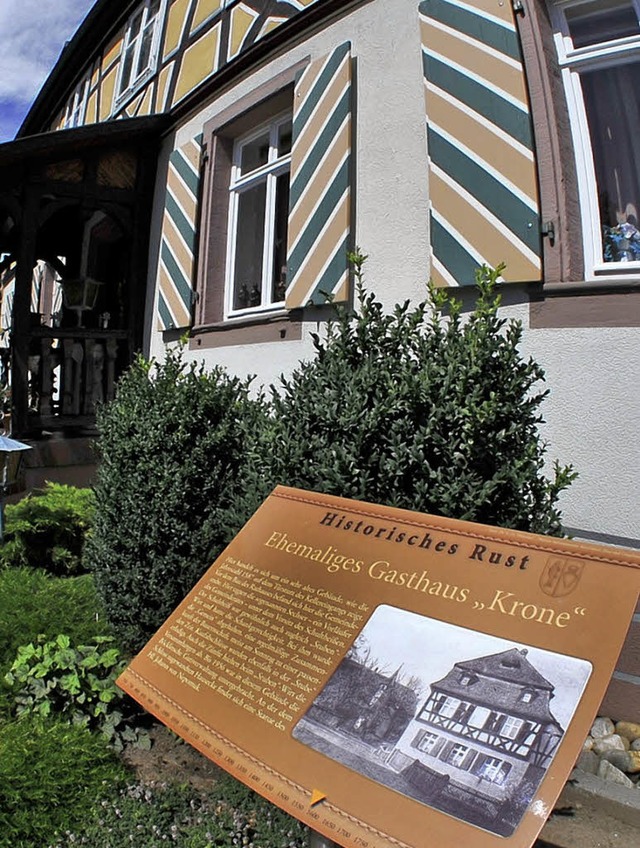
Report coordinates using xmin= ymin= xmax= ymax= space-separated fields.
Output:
xmin=117 ymin=486 xmax=640 ymax=848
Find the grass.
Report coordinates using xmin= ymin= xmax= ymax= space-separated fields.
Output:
xmin=0 ymin=567 xmax=109 ymax=675
xmin=0 ymin=564 xmax=308 ymax=847
xmin=0 ymin=715 xmax=129 ymax=848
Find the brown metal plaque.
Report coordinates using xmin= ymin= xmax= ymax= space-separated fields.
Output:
xmin=117 ymin=486 xmax=640 ymax=848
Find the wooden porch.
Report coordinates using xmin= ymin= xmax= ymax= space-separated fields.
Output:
xmin=0 ymin=116 xmax=169 ymax=441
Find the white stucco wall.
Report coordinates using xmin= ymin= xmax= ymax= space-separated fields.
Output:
xmin=144 ymin=0 xmax=640 ymax=547
xmin=146 ymin=0 xmax=431 ymax=373
xmin=523 ymin=325 xmax=640 ymax=544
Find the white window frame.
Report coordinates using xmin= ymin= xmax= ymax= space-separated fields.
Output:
xmin=438 ymin=696 xmax=461 ymax=718
xmin=445 ymin=743 xmax=469 ymax=767
xmin=224 ymin=110 xmax=292 ymax=319
xmin=500 ymin=715 xmax=524 ymax=739
xmin=416 ymin=731 xmax=439 ymax=754
xmin=115 ymin=0 xmax=166 ymax=109
xmin=551 ymin=0 xmax=640 ymax=277
xmin=63 ymin=76 xmax=90 ymax=129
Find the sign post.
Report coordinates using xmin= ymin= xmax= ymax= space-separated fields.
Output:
xmin=118 ymin=486 xmax=640 ymax=848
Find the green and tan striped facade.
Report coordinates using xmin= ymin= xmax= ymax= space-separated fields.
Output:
xmin=419 ymin=0 xmax=541 ymax=288
xmin=45 ymin=0 xmax=543 ymax=330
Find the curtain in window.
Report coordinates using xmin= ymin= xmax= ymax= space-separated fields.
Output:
xmin=581 ymin=62 xmax=640 ymax=261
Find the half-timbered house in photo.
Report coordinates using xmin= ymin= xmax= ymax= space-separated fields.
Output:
xmin=388 ymin=648 xmax=564 ymax=807
xmin=0 ymin=0 xmax=639 ymax=715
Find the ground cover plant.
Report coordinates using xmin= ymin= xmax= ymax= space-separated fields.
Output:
xmin=0 ymin=482 xmax=94 ymax=575
xmin=47 ymin=771 xmax=309 ymax=848
xmin=4 ymin=633 xmax=149 ymax=751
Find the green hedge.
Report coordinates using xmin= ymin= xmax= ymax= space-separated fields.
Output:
xmin=226 ymin=260 xmax=575 ymax=536
xmin=88 ymin=261 xmax=574 ymax=651
xmin=85 ymin=347 xmax=262 ymax=653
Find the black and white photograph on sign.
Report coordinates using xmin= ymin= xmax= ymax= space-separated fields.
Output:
xmin=292 ymin=604 xmax=592 ymax=837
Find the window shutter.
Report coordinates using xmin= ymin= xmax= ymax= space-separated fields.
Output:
xmin=460 ymin=748 xmax=478 ymax=771
xmin=412 ymin=729 xmax=426 ymax=749
xmin=157 ymin=135 xmax=203 ymax=330
xmin=418 ymin=0 xmax=542 ymax=286
xmin=430 ymin=736 xmax=445 ymax=757
xmin=286 ymin=42 xmax=352 ymax=309
xmin=438 ymin=740 xmax=453 ymax=761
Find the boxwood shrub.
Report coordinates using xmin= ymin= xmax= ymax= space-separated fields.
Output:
xmin=85 ymin=347 xmax=262 ymax=653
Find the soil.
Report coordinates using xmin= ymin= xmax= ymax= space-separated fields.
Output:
xmin=123 ymin=726 xmax=640 ymax=848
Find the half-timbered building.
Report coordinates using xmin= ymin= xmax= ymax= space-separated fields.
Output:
xmin=0 ymin=0 xmax=639 ymax=715
xmin=388 ymin=648 xmax=563 ymax=804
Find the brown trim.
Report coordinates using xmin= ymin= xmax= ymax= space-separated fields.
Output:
xmin=189 ymin=313 xmax=302 ymax=348
xmin=194 ymin=67 xmax=302 ymax=332
xmin=529 ymin=288 xmax=640 ymax=328
xmin=196 ymin=134 xmax=233 ymax=326
xmin=200 ymin=60 xmax=306 ymax=137
xmin=600 ymin=677 xmax=640 ymax=724
xmin=515 ymin=0 xmax=583 ymax=283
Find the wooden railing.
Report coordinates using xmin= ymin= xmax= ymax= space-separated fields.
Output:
xmin=25 ymin=327 xmax=130 ymax=432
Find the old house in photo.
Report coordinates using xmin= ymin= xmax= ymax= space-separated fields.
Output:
xmin=0 ymin=0 xmax=638 ymax=716
xmin=388 ymin=648 xmax=564 ymax=806
xmin=303 ymin=658 xmax=419 ymax=748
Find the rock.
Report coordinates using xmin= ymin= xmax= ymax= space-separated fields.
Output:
xmin=615 ymin=721 xmax=640 ymax=743
xmin=591 ymin=716 xmax=616 ymax=738
xmin=582 ymin=736 xmax=594 ymax=751
xmin=631 ymin=738 xmax=640 ymax=752
xmin=597 ymin=759 xmax=635 ymax=788
xmin=603 ymin=750 xmax=633 ymax=772
xmin=592 ymin=734 xmax=628 ymax=755
xmin=625 ymin=751 xmax=640 ymax=773
xmin=576 ymin=750 xmax=600 ymax=774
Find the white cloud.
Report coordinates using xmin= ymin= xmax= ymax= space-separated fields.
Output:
xmin=0 ymin=0 xmax=96 ymax=104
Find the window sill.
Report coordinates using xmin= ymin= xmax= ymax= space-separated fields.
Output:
xmin=538 ymin=277 xmax=640 ymax=296
xmin=190 ymin=310 xmax=302 ymax=349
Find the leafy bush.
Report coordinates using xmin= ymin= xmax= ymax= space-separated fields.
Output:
xmin=85 ymin=346 xmax=263 ymax=653
xmin=4 ymin=634 xmax=149 ymax=751
xmin=0 ymin=715 xmax=128 ymax=848
xmin=49 ymin=772 xmax=309 ymax=848
xmin=227 ymin=258 xmax=575 ymax=536
xmin=0 ymin=568 xmax=109 ymax=677
xmin=0 ymin=482 xmax=94 ymax=575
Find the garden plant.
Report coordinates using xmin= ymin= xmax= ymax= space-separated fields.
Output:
xmin=1 ymin=258 xmax=577 ymax=846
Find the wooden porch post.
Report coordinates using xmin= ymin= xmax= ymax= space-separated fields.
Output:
xmin=10 ymin=186 xmax=38 ymax=436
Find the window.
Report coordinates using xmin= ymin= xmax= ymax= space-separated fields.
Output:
xmin=552 ymin=0 xmax=640 ymax=269
xmin=472 ymin=755 xmax=512 ymax=785
xmin=189 ymin=44 xmax=352 ymax=338
xmin=415 ymin=731 xmax=439 ymax=753
xmin=442 ymin=743 xmax=469 ymax=768
xmin=500 ymin=716 xmax=524 ymax=739
xmin=63 ymin=77 xmax=90 ymax=129
xmin=116 ymin=0 xmax=164 ymax=103
xmin=438 ymin=696 xmax=461 ymax=718
xmin=225 ymin=112 xmax=292 ymax=317
xmin=468 ymin=705 xmax=491 ymax=728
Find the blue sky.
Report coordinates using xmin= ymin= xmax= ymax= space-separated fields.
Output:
xmin=0 ymin=0 xmax=96 ymax=143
